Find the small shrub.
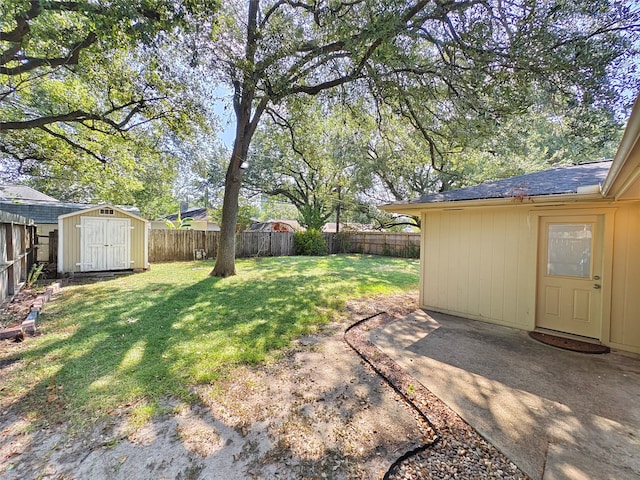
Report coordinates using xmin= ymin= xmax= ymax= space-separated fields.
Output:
xmin=294 ymin=229 xmax=328 ymax=256
xmin=27 ymin=262 xmax=45 ymax=288
xmin=406 ymin=242 xmax=420 ymax=259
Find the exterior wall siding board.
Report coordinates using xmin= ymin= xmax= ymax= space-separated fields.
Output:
xmin=516 ymin=213 xmax=535 ymax=327
xmin=456 ymin=213 xmax=470 ymax=314
xmin=489 ymin=213 xmax=505 ymax=321
xmin=502 ymin=212 xmax=520 ymax=324
xmin=466 ymin=213 xmax=482 ymax=316
xmin=446 ymin=213 xmax=461 ymax=311
xmin=611 ymin=204 xmax=640 ymax=348
xmin=478 ymin=212 xmax=494 ymax=319
xmin=422 ymin=207 xmax=535 ymax=330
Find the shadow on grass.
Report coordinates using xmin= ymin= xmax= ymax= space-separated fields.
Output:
xmin=1 ymin=255 xmax=419 ymax=427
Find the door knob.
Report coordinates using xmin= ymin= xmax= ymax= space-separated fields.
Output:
xmin=593 ymin=284 xmax=601 ymax=289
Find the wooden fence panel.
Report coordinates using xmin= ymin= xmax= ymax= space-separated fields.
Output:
xmin=324 ymin=232 xmax=420 ymax=258
xmin=149 ymin=229 xmax=418 ymax=262
xmin=0 ymin=212 xmax=36 ymax=305
xmin=148 ymin=230 xmax=217 ymax=262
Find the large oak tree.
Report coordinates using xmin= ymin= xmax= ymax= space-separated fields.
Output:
xmin=205 ymin=0 xmax=638 ymax=276
xmin=1 ymin=0 xmax=217 ymax=212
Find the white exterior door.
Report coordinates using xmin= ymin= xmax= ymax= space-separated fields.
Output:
xmin=106 ymin=219 xmax=130 ymax=269
xmin=81 ymin=217 xmax=131 ymax=271
xmin=536 ymin=215 xmax=603 ymax=338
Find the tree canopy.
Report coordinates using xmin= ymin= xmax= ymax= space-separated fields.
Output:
xmin=2 ymin=0 xmax=638 ymax=270
xmin=1 ymin=0 xmax=218 ymax=214
xmin=202 ymin=0 xmax=638 ymax=276
xmin=245 ymin=98 xmax=363 ymax=230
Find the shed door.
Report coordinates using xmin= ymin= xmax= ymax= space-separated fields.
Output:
xmin=80 ymin=217 xmax=130 ymax=271
xmin=536 ymin=216 xmax=603 ymax=338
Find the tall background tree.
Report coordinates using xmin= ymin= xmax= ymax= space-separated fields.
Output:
xmin=245 ymin=97 xmax=362 ymax=230
xmin=1 ymin=0 xmax=218 ymax=216
xmin=2 ymin=1 xmax=637 ymax=272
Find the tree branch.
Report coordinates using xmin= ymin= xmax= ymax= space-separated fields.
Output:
xmin=1 ymin=97 xmax=163 ymax=131
xmin=39 ymin=126 xmax=106 ymax=163
xmin=1 ymin=32 xmax=97 ymax=75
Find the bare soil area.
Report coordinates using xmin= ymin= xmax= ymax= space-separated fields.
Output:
xmin=1 ymin=293 xmax=431 ymax=480
xmin=0 ymin=288 xmax=40 ymax=329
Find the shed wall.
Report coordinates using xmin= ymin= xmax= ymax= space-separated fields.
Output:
xmin=60 ymin=209 xmax=148 ymax=273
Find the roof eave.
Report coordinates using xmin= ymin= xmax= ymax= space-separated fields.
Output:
xmin=58 ymin=203 xmax=148 ymax=223
xmin=379 ymin=191 xmax=607 ymax=214
xmin=602 ymin=95 xmax=640 ymax=199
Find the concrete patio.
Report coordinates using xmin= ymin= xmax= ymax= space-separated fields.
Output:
xmin=369 ymin=310 xmax=640 ymax=480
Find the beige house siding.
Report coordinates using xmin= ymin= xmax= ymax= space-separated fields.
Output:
xmin=610 ymin=202 xmax=640 ymax=351
xmin=58 ymin=206 xmax=148 ymax=273
xmin=420 ymin=202 xmax=640 ymax=354
xmin=422 ymin=206 xmax=535 ymax=330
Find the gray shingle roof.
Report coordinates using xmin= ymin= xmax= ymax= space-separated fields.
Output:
xmin=411 ymin=161 xmax=611 ymax=204
xmin=0 ymin=184 xmax=59 ymax=202
xmin=0 ymin=201 xmax=91 ymax=224
xmin=165 ymin=207 xmax=210 ymax=221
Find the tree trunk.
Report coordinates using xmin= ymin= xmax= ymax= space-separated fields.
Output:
xmin=210 ymin=0 xmax=264 ymax=277
xmin=210 ymin=139 xmax=246 ymax=277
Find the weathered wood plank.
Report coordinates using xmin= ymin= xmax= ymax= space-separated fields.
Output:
xmin=147 ymin=230 xmax=418 ymax=262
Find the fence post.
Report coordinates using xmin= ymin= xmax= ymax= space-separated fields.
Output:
xmin=49 ymin=230 xmax=58 ymax=264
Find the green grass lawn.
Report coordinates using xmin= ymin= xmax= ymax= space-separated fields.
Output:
xmin=1 ymin=255 xmax=418 ymax=428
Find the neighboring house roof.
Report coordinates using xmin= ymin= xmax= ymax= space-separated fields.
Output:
xmin=269 ymin=219 xmax=303 ymax=231
xmin=0 ymin=185 xmax=141 ymax=224
xmin=381 ymin=161 xmax=611 ymax=213
xmin=245 ymin=221 xmax=295 ymax=232
xmin=0 ymin=184 xmax=59 ymax=202
xmin=165 ymin=207 xmax=212 ymax=222
xmin=0 ymin=201 xmax=89 ymax=224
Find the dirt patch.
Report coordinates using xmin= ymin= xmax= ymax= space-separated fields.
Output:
xmin=0 ymin=292 xmax=431 ymax=479
xmin=0 ymin=288 xmax=39 ymax=329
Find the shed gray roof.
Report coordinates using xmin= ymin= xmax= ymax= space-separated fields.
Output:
xmin=411 ymin=161 xmax=611 ymax=204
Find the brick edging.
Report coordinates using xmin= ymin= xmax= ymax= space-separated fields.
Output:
xmin=0 ymin=281 xmax=63 ymax=340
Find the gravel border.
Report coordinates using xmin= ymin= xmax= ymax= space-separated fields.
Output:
xmin=345 ymin=312 xmax=529 ymax=480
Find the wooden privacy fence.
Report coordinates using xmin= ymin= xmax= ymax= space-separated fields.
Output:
xmin=148 ymin=229 xmax=420 ymax=262
xmin=0 ymin=211 xmax=37 ymax=304
xmin=149 ymin=230 xmax=220 ymax=262
xmin=325 ymin=232 xmax=420 ymax=258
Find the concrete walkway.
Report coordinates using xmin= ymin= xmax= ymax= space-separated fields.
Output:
xmin=369 ymin=310 xmax=640 ymax=480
